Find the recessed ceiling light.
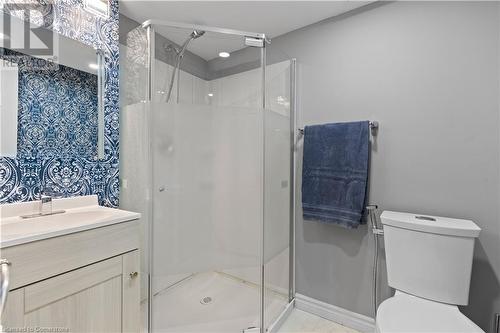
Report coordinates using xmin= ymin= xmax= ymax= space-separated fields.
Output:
xmin=88 ymin=63 xmax=99 ymax=70
xmin=207 ymin=93 xmax=214 ymax=97
xmin=218 ymin=52 xmax=230 ymax=58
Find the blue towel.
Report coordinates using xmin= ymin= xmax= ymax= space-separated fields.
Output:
xmin=302 ymin=121 xmax=369 ymax=229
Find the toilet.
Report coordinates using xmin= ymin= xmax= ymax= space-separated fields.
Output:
xmin=376 ymin=211 xmax=484 ymax=333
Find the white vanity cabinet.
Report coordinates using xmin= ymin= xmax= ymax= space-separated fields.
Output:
xmin=1 ymin=211 xmax=141 ymax=333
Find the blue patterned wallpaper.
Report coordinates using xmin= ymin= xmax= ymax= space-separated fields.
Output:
xmin=0 ymin=0 xmax=120 ymax=207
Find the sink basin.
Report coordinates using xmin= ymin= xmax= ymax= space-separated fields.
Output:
xmin=0 ymin=195 xmax=140 ymax=248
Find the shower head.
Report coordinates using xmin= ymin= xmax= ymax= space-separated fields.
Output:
xmin=164 ymin=29 xmax=205 ymax=103
xmin=190 ymin=30 xmax=205 ymax=39
xmin=164 ymin=30 xmax=205 ymax=54
xmin=166 ymin=30 xmax=205 ymax=56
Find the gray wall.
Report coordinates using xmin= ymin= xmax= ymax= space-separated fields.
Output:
xmin=262 ymin=1 xmax=499 ymax=331
xmin=121 ymin=2 xmax=500 ymax=330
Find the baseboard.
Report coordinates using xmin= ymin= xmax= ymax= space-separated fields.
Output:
xmin=295 ymin=293 xmax=375 ymax=333
xmin=268 ymin=299 xmax=295 ymax=333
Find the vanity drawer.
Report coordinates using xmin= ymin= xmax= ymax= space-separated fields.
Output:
xmin=2 ymin=220 xmax=140 ymax=290
xmin=24 ymin=256 xmax=123 ymax=312
xmin=2 ymin=250 xmax=140 ymax=332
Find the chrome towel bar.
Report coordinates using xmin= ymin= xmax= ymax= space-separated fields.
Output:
xmin=298 ymin=121 xmax=379 ymax=136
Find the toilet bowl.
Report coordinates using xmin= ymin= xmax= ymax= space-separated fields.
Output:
xmin=377 ymin=211 xmax=483 ymax=333
xmin=376 ymin=291 xmax=483 ymax=333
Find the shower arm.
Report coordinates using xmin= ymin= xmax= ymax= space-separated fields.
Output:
xmin=165 ymin=31 xmax=204 ymax=103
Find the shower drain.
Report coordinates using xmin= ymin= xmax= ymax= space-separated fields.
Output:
xmin=200 ymin=296 xmax=213 ymax=305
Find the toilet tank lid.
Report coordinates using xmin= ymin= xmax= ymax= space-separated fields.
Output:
xmin=381 ymin=211 xmax=481 ymax=238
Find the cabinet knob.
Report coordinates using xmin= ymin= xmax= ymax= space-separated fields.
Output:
xmin=129 ymin=271 xmax=139 ymax=279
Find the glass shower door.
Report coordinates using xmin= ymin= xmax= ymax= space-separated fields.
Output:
xmin=148 ymin=26 xmax=265 ymax=333
xmin=263 ymin=59 xmax=294 ymax=330
xmin=121 ymin=21 xmax=295 ymax=333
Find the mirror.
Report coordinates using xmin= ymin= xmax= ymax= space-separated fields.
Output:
xmin=0 ymin=12 xmax=105 ymax=160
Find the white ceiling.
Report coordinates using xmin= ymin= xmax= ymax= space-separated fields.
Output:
xmin=120 ymin=1 xmax=372 ymax=60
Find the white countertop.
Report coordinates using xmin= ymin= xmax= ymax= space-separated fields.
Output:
xmin=0 ymin=195 xmax=141 ymax=248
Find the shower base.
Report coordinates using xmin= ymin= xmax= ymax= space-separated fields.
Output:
xmin=151 ymin=271 xmax=288 ymax=332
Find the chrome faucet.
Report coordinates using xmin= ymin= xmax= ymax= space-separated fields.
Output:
xmin=20 ymin=190 xmax=66 ymax=219
xmin=40 ymin=194 xmax=53 ymax=215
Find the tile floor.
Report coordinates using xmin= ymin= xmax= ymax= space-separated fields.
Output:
xmin=278 ymin=309 xmax=361 ymax=333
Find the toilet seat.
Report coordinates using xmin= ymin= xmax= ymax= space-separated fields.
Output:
xmin=376 ymin=291 xmax=484 ymax=333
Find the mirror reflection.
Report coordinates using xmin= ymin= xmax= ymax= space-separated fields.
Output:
xmin=0 ymin=13 xmax=103 ymax=160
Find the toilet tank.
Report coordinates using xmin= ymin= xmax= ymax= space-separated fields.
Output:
xmin=380 ymin=211 xmax=481 ymax=306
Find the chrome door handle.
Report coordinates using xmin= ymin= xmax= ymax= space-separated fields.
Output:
xmin=0 ymin=259 xmax=11 ymax=319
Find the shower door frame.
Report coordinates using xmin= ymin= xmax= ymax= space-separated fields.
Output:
xmin=143 ymin=20 xmax=296 ymax=333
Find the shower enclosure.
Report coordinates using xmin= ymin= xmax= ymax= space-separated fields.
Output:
xmin=120 ymin=20 xmax=295 ymax=333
